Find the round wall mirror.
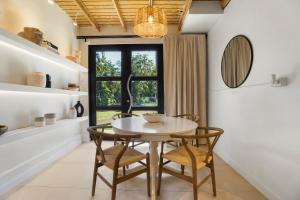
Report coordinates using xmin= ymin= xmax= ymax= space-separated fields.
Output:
xmin=221 ymin=35 xmax=253 ymax=88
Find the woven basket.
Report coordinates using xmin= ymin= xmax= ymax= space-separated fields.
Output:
xmin=18 ymin=27 xmax=43 ymax=45
xmin=27 ymin=72 xmax=46 ymax=87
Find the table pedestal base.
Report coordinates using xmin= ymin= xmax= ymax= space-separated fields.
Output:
xmin=150 ymin=141 xmax=159 ymax=200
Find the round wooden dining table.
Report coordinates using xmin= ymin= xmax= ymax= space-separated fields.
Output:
xmin=111 ymin=116 xmax=198 ymax=200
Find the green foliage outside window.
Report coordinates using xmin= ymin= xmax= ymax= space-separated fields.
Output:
xmin=96 ymin=51 xmax=158 ymax=107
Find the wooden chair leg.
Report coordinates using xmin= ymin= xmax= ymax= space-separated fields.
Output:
xmin=92 ymin=159 xmax=98 ymax=196
xmin=111 ymin=169 xmax=118 ymax=200
xmin=157 ymin=155 xmax=164 ymax=196
xmin=181 ymin=165 xmax=185 ymax=175
xmin=146 ymin=153 xmax=151 ymax=197
xmin=192 ymin=169 xmax=198 ymax=200
xmin=210 ymin=159 xmax=217 ymax=196
xmin=122 ymin=166 xmax=126 ymax=176
xmin=111 ymin=185 xmax=117 ymax=200
xmin=193 ymin=182 xmax=198 ymax=200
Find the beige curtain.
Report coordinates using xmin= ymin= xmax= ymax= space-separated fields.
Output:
xmin=163 ymin=35 xmax=207 ymax=126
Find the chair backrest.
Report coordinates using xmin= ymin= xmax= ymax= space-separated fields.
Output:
xmin=174 ymin=114 xmax=200 ymax=123
xmin=112 ymin=113 xmax=139 ymax=120
xmin=170 ymin=127 xmax=224 ymax=166
xmin=87 ymin=124 xmax=142 ymax=164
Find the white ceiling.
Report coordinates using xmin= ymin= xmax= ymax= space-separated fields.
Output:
xmin=182 ymin=1 xmax=224 ymax=33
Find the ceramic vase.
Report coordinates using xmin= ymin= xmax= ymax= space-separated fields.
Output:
xmin=74 ymin=101 xmax=84 ymax=117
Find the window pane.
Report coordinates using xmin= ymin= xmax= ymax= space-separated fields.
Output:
xmin=96 ymin=51 xmax=121 ymax=77
xmin=96 ymin=81 xmax=121 ymax=107
xmin=131 ymin=51 xmax=157 ymax=76
xmin=97 ymin=110 xmax=120 ymax=124
xmin=132 ymin=81 xmax=158 ymax=107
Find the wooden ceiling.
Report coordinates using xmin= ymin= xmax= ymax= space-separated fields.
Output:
xmin=54 ymin=0 xmax=230 ymax=32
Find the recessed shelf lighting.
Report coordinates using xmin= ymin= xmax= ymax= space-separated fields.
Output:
xmin=0 ymin=28 xmax=88 ymax=73
xmin=0 ymin=83 xmax=88 ymax=96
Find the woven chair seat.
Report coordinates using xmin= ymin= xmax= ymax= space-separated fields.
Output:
xmin=97 ymin=144 xmax=146 ymax=169
xmin=163 ymin=144 xmax=212 ymax=169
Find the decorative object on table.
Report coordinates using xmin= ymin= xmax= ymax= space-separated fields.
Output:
xmin=142 ymin=113 xmax=163 ymax=123
xmin=41 ymin=40 xmax=59 ymax=54
xmin=221 ymin=35 xmax=253 ymax=88
xmin=34 ymin=117 xmax=45 ymax=127
xmin=75 ymin=50 xmax=82 ymax=64
xmin=134 ymin=0 xmax=168 ymax=38
xmin=44 ymin=113 xmax=56 ymax=125
xmin=68 ymin=107 xmax=77 ymax=119
xmin=74 ymin=101 xmax=84 ymax=117
xmin=46 ymin=74 xmax=51 ymax=88
xmin=67 ymin=83 xmax=79 ymax=91
xmin=18 ymin=27 xmax=43 ymax=45
xmin=27 ymin=72 xmax=46 ymax=87
xmin=0 ymin=125 xmax=8 ymax=136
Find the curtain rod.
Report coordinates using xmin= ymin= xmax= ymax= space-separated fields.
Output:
xmin=76 ymin=33 xmax=207 ymax=40
xmin=77 ymin=35 xmax=140 ymax=39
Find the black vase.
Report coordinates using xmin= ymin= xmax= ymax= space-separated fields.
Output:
xmin=46 ymin=74 xmax=51 ymax=88
xmin=74 ymin=101 xmax=84 ymax=117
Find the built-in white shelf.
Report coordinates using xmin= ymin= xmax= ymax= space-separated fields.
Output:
xmin=0 ymin=116 xmax=88 ymax=145
xmin=0 ymin=83 xmax=88 ymax=96
xmin=0 ymin=28 xmax=87 ymax=73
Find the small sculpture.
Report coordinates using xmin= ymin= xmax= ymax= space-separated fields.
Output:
xmin=74 ymin=101 xmax=84 ymax=117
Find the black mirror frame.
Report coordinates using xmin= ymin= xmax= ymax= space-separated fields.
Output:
xmin=221 ymin=35 xmax=254 ymax=88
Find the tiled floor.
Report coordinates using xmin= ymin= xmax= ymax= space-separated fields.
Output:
xmin=5 ymin=142 xmax=266 ymax=200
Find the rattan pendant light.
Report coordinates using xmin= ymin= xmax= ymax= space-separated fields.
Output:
xmin=134 ymin=0 xmax=168 ymax=38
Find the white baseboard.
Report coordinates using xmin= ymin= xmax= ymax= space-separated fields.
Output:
xmin=0 ymin=135 xmax=82 ymax=199
xmin=215 ymin=150 xmax=281 ymax=200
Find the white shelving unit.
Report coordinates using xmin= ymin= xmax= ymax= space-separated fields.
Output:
xmin=0 ymin=82 xmax=88 ymax=96
xmin=0 ymin=21 xmax=90 ymax=198
xmin=0 ymin=28 xmax=88 ymax=73
xmin=0 ymin=116 xmax=88 ymax=145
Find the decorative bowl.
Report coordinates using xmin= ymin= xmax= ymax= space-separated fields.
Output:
xmin=44 ymin=113 xmax=56 ymax=125
xmin=143 ymin=113 xmax=163 ymax=123
xmin=0 ymin=125 xmax=8 ymax=136
xmin=34 ymin=117 xmax=45 ymax=127
xmin=44 ymin=113 xmax=56 ymax=118
xmin=18 ymin=27 xmax=43 ymax=45
xmin=45 ymin=118 xmax=56 ymax=125
xmin=68 ymin=83 xmax=79 ymax=91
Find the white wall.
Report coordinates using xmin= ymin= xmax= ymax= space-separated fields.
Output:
xmin=0 ymin=0 xmax=78 ymax=56
xmin=0 ymin=0 xmax=85 ymax=197
xmin=208 ymin=0 xmax=300 ymax=200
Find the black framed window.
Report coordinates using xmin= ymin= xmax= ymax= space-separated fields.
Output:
xmin=89 ymin=44 xmax=164 ymax=125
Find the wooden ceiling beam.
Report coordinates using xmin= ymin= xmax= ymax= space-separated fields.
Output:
xmin=73 ymin=0 xmax=100 ymax=31
xmin=220 ymin=0 xmax=231 ymax=9
xmin=111 ymin=0 xmax=127 ymax=31
xmin=178 ymin=0 xmax=192 ymax=31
